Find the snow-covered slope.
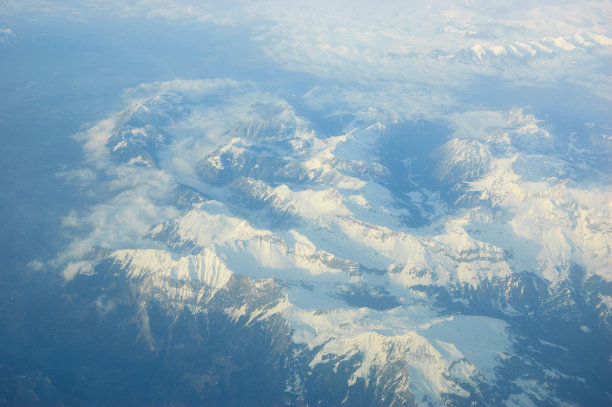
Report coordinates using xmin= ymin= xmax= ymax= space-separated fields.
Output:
xmin=59 ymin=81 xmax=612 ymax=406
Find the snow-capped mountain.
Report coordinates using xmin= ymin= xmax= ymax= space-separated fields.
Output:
xmin=53 ymin=81 xmax=612 ymax=406
xmin=3 ymin=1 xmax=612 ymax=405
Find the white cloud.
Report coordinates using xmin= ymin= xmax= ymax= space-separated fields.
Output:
xmin=0 ymin=0 xmax=243 ymax=25
xmin=242 ymin=0 xmax=612 ymax=103
xmin=62 ymin=261 xmax=92 ymax=281
xmin=27 ymin=260 xmax=45 ymax=271
xmin=568 ymin=74 xmax=612 ymax=101
xmin=302 ymin=84 xmax=458 ymax=123
xmin=95 ymin=295 xmax=116 ymax=317
xmin=73 ymin=118 xmax=116 ymax=169
xmin=121 ymin=78 xmax=247 ymax=102
xmin=0 ymin=27 xmax=15 ymax=45
xmin=61 ymin=209 xmax=81 ymax=229
xmin=57 ymin=166 xmax=180 ymax=263
xmin=56 ymin=168 xmax=97 ymax=184
xmin=4 ymin=1 xmax=610 ymax=100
